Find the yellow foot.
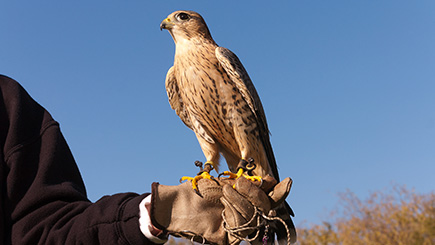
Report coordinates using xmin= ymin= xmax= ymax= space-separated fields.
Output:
xmin=180 ymin=171 xmax=213 ymax=191
xmin=220 ymin=168 xmax=263 ymax=187
xmin=243 ymin=174 xmax=263 ymax=183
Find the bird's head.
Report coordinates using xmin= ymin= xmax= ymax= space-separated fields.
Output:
xmin=160 ymin=10 xmax=214 ymax=44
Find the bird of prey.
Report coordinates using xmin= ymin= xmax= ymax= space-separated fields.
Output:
xmin=160 ymin=10 xmax=296 ymax=244
xmin=160 ymin=11 xmax=276 ymax=183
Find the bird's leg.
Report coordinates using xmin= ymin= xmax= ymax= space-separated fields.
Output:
xmin=219 ymin=158 xmax=263 ymax=185
xmin=180 ymin=135 xmax=220 ymax=191
xmin=201 ymin=161 xmax=214 ymax=175
xmin=180 ymin=161 xmax=215 ymax=192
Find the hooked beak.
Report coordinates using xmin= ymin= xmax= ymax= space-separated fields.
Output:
xmin=160 ymin=18 xmax=173 ymax=31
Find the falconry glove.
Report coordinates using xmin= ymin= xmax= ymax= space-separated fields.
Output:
xmin=220 ymin=176 xmax=293 ymax=245
xmin=150 ymin=177 xmax=292 ymax=244
xmin=150 ymin=179 xmax=227 ymax=244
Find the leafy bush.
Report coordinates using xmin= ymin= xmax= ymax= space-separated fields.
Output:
xmin=297 ymin=185 xmax=435 ymax=245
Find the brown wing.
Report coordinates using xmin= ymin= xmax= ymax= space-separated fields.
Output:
xmin=165 ymin=66 xmax=192 ymax=129
xmin=215 ymin=47 xmax=280 ymax=181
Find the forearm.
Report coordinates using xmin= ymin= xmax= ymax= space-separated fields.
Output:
xmin=0 ymin=75 xmax=153 ymax=244
xmin=11 ymin=192 xmax=150 ymax=244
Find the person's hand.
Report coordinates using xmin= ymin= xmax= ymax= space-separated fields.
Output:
xmin=219 ymin=176 xmax=293 ymax=245
xmin=150 ymin=176 xmax=292 ymax=244
xmin=150 ymin=179 xmax=226 ymax=244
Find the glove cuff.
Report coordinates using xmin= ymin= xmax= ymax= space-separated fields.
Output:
xmin=150 ymin=182 xmax=169 ymax=232
xmin=139 ymin=195 xmax=168 ymax=243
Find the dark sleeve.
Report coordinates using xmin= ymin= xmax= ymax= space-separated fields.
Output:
xmin=0 ymin=75 xmax=152 ymax=244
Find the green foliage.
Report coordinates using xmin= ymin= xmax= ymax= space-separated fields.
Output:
xmin=298 ymin=185 xmax=435 ymax=245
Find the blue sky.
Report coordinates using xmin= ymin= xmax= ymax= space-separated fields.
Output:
xmin=1 ymin=1 xmax=434 ymax=227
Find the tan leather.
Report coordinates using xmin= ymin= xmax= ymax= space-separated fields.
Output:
xmin=151 ymin=179 xmax=226 ymax=244
xmin=150 ymin=176 xmax=292 ymax=244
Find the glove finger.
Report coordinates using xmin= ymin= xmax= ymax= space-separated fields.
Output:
xmin=268 ymin=177 xmax=292 ymax=209
xmin=234 ymin=177 xmax=271 ymax=213
xmin=196 ymin=179 xmax=223 ymax=204
xmin=221 ymin=197 xmax=246 ymax=226
xmin=221 ymin=193 xmax=256 ymax=244
xmin=222 ymin=184 xmax=254 ymax=221
xmin=259 ymin=175 xmax=278 ymax=193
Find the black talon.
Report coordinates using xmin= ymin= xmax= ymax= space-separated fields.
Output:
xmin=258 ymin=177 xmax=264 ymax=188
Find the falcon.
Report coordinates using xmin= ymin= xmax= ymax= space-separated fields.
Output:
xmin=160 ymin=10 xmax=296 ymax=244
xmin=160 ymin=11 xmax=276 ymax=184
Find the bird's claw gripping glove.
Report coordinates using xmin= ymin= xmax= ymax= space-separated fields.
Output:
xmin=150 ymin=176 xmax=292 ymax=244
xmin=220 ymin=175 xmax=293 ymax=245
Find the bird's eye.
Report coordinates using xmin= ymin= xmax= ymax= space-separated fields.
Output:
xmin=176 ymin=13 xmax=190 ymax=21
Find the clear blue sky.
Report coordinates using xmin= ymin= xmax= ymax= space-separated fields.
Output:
xmin=1 ymin=1 xmax=434 ymax=227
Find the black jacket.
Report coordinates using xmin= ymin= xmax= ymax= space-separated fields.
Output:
xmin=0 ymin=75 xmax=151 ymax=244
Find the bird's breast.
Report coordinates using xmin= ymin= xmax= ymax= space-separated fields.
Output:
xmin=175 ymin=54 xmax=239 ymax=135
xmin=177 ymin=61 xmax=227 ymax=114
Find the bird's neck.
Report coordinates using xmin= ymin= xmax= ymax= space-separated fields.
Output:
xmin=174 ymin=37 xmax=216 ymax=58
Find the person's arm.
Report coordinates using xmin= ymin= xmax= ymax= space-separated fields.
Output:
xmin=0 ymin=75 xmax=294 ymax=244
xmin=0 ymin=75 xmax=150 ymax=244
